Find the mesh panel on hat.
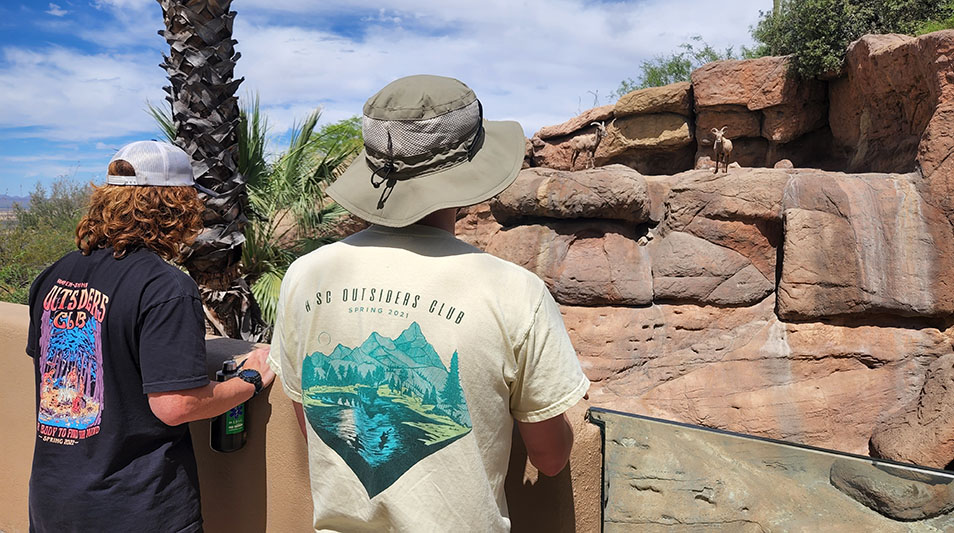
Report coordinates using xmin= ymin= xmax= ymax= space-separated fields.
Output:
xmin=107 ymin=141 xmax=194 ymax=186
xmin=363 ymin=99 xmax=481 ymax=158
xmin=120 ymin=142 xmax=169 ymax=178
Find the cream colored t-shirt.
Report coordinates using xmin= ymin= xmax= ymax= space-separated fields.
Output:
xmin=268 ymin=224 xmax=589 ymax=532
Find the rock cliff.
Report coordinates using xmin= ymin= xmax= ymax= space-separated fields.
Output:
xmin=462 ymin=30 xmax=954 ymax=469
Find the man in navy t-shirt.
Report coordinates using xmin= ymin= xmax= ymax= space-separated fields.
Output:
xmin=25 ymin=141 xmax=275 ymax=532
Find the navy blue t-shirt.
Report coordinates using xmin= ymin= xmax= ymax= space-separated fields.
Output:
xmin=26 ymin=247 xmax=209 ymax=533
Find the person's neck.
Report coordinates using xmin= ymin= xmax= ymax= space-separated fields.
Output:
xmin=416 ymin=208 xmax=457 ymax=234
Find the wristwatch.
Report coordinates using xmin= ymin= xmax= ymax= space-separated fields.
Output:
xmin=237 ymin=369 xmax=263 ymax=396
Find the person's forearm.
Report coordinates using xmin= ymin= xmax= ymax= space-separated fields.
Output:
xmin=148 ymin=379 xmax=256 ymax=426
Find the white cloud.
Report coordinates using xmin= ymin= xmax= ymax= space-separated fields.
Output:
xmin=0 ymin=46 xmax=167 ymax=141
xmin=81 ymin=0 xmax=165 ymax=49
xmin=46 ymin=3 xmax=68 ymax=17
xmin=1 ymin=0 xmax=765 ymax=170
xmin=232 ymin=0 xmax=763 ymax=136
xmin=92 ymin=0 xmax=154 ymax=11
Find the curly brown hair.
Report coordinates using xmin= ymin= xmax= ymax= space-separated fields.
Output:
xmin=76 ymin=161 xmax=205 ymax=260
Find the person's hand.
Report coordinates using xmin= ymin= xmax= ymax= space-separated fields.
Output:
xmin=241 ymin=345 xmax=276 ymax=390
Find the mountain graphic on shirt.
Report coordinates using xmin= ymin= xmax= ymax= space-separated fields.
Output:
xmin=302 ymin=322 xmax=472 ymax=497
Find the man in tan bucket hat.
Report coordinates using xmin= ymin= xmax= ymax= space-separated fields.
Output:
xmin=268 ymin=75 xmax=589 ymax=531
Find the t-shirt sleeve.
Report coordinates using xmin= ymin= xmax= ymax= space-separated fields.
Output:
xmin=268 ymin=273 xmax=302 ymax=403
xmin=509 ymin=284 xmax=590 ymax=423
xmin=139 ymin=295 xmax=210 ymax=394
xmin=25 ymin=274 xmax=42 ymax=358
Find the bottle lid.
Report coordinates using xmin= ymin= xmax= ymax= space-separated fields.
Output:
xmin=222 ymin=359 xmax=238 ymax=374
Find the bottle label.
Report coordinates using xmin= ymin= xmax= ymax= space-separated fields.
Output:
xmin=225 ymin=404 xmax=245 ymax=435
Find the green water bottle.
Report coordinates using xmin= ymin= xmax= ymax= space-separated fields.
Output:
xmin=211 ymin=359 xmax=247 ymax=453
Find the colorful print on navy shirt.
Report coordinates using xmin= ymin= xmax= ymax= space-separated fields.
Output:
xmin=36 ymin=279 xmax=109 ymax=444
xmin=301 ymin=321 xmax=472 ymax=498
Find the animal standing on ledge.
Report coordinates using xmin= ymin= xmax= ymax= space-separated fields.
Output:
xmin=570 ymin=121 xmax=607 ymax=170
xmin=711 ymin=127 xmax=733 ymax=174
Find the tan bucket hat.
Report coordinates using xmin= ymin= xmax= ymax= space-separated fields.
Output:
xmin=327 ymin=75 xmax=525 ymax=227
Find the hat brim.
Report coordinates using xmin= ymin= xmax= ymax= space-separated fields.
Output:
xmin=327 ymin=119 xmax=525 ymax=227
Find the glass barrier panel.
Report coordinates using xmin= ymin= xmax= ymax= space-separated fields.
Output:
xmin=589 ymin=407 xmax=954 ymax=532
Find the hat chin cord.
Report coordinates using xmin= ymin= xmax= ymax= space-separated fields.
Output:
xmin=367 ymin=101 xmax=484 ymax=211
xmin=370 ymin=130 xmax=397 ymax=210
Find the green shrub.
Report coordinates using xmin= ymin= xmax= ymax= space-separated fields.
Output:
xmin=612 ymin=36 xmax=744 ymax=100
xmin=752 ymin=0 xmax=954 ymax=78
xmin=0 ymin=179 xmax=90 ymax=304
xmin=241 ymin=105 xmax=361 ymax=326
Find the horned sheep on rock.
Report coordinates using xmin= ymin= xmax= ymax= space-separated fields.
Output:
xmin=569 ymin=121 xmax=607 ymax=170
xmin=711 ymin=126 xmax=733 ymax=174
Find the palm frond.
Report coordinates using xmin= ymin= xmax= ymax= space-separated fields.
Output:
xmin=146 ymin=100 xmax=176 ymax=143
xmin=239 ymin=94 xmax=269 ymax=192
xmin=250 ymin=268 xmax=286 ymax=326
xmin=240 ymin=107 xmax=361 ymax=326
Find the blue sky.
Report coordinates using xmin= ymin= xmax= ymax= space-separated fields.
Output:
xmin=0 ymin=0 xmax=765 ymax=196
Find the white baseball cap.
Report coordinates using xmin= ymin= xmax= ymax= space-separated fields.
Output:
xmin=106 ymin=140 xmax=217 ymax=196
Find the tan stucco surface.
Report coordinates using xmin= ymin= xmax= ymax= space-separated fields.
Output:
xmin=0 ymin=302 xmax=599 ymax=532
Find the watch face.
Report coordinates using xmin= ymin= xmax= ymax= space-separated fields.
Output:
xmin=239 ymin=369 xmax=261 ymax=382
xmin=238 ymin=369 xmax=262 ymax=393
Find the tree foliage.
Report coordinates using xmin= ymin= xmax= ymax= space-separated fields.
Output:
xmin=751 ymin=0 xmax=954 ymax=78
xmin=150 ymin=98 xmax=362 ymax=329
xmin=240 ymin=103 xmax=361 ymax=327
xmin=0 ymin=179 xmax=90 ymax=304
xmin=613 ymin=36 xmax=741 ymax=99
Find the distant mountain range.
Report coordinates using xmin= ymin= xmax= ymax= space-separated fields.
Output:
xmin=0 ymin=194 xmax=28 ymax=210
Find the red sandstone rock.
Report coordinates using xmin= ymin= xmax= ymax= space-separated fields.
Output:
xmin=697 ymin=138 xmax=769 ymax=169
xmin=870 ymin=353 xmax=954 ymax=469
xmin=531 ymin=122 xmax=616 ymax=171
xmin=644 ymin=174 xmax=676 ymax=223
xmin=727 ymin=137 xmax=769 ymax=168
xmin=483 ymin=222 xmax=653 ymax=306
xmin=649 ymin=231 xmax=773 ymax=306
xmin=663 ymin=168 xmax=791 ymax=233
xmin=531 ymin=112 xmax=695 ymax=174
xmin=600 ymin=113 xmax=693 ymax=153
xmin=317 ymin=212 xmax=368 ymax=241
xmin=778 ymin=171 xmax=954 ymax=319
xmin=447 ymin=38 xmax=954 ymax=468
xmin=765 ymin=127 xmax=844 ymax=169
xmin=596 ymin=145 xmax=695 ymax=176
xmin=614 ymin=82 xmax=691 ymax=117
xmin=919 ymin=103 xmax=954 ymax=179
xmin=534 ymin=104 xmax=615 ymax=140
xmin=691 ymin=55 xmax=825 ymax=111
xmin=761 ymin=102 xmax=827 ymax=143
xmin=529 ymin=135 xmax=573 ymax=171
xmin=695 ymin=106 xmax=761 ymax=142
xmin=455 ymin=202 xmax=501 ymax=251
xmin=683 ymin=217 xmax=779 ymax=282
xmin=491 ymin=165 xmax=651 ymax=225
xmin=829 ymin=32 xmax=954 ymax=177
xmin=571 ymin=298 xmax=951 ymax=454
xmin=918 ymin=100 xmax=954 ymax=223
xmin=694 ymin=155 xmax=716 ymax=170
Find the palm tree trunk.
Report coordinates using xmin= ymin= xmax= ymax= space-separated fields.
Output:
xmin=157 ymin=0 xmax=266 ymax=341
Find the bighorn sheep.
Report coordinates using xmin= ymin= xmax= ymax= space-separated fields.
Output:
xmin=711 ymin=127 xmax=733 ymax=174
xmin=570 ymin=121 xmax=607 ymax=170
